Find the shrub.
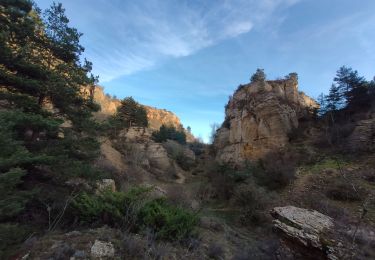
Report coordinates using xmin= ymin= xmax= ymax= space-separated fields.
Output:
xmin=71 ymin=187 xmax=150 ymax=228
xmin=206 ymin=163 xmax=236 ymax=200
xmin=325 ymin=179 xmax=366 ymax=202
xmin=250 ymin=68 xmax=266 ymax=83
xmin=0 ymin=223 xmax=30 ymax=259
xmin=255 ymin=151 xmax=296 ymax=190
xmin=163 ymin=140 xmax=195 ymax=171
xmin=72 ymin=188 xmax=198 ymax=241
xmin=188 ymin=142 xmax=205 ymax=156
xmin=138 ymin=198 xmax=198 ymax=241
xmin=233 ymin=183 xmax=274 ymax=225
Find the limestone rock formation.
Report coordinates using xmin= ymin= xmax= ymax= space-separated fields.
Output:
xmin=117 ymin=127 xmax=171 ymax=172
xmin=100 ymin=138 xmax=127 ymax=173
xmin=346 ymin=114 xmax=375 ymax=152
xmin=89 ymin=86 xmax=195 ymax=142
xmin=214 ymin=78 xmax=318 ymax=164
xmin=271 ymin=206 xmax=339 ymax=259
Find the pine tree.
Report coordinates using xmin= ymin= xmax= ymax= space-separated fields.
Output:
xmin=250 ymin=68 xmax=266 ymax=83
xmin=115 ymin=97 xmax=148 ymax=127
xmin=0 ymin=2 xmax=103 ymax=247
xmin=334 ymin=66 xmax=368 ymax=110
xmin=325 ymin=84 xmax=342 ymax=112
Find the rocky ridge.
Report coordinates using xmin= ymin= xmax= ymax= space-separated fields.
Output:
xmin=90 ymin=86 xmax=196 ymax=142
xmin=213 ymin=78 xmax=318 ymax=165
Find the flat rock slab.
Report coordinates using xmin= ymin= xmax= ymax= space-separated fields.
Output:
xmin=271 ymin=206 xmax=334 ymax=233
xmin=271 ymin=206 xmax=338 ymax=259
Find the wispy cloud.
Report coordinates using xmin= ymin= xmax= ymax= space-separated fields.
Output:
xmin=70 ymin=0 xmax=300 ymax=82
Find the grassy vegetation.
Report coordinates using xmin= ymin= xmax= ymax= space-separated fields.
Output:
xmin=71 ymin=187 xmax=198 ymax=242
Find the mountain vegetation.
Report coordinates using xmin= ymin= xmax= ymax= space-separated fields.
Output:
xmin=152 ymin=124 xmax=187 ymax=144
xmin=0 ymin=1 xmax=374 ymax=259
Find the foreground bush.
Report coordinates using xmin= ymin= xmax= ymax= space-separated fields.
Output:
xmin=0 ymin=224 xmax=30 ymax=259
xmin=72 ymin=188 xmax=198 ymax=241
xmin=138 ymin=198 xmax=198 ymax=240
xmin=72 ymin=187 xmax=150 ymax=229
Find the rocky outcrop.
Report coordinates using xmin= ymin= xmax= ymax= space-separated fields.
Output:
xmin=89 ymin=86 xmax=195 ymax=142
xmin=346 ymin=114 xmax=375 ymax=152
xmin=117 ymin=127 xmax=191 ymax=183
xmin=100 ymin=139 xmax=127 ymax=173
xmin=271 ymin=206 xmax=340 ymax=259
xmin=213 ymin=78 xmax=318 ymax=165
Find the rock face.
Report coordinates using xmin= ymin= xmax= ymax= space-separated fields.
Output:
xmin=89 ymin=86 xmax=195 ymax=142
xmin=346 ymin=114 xmax=375 ymax=152
xmin=214 ymin=78 xmax=318 ymax=165
xmin=118 ymin=127 xmax=171 ymax=172
xmin=271 ymin=206 xmax=338 ymax=259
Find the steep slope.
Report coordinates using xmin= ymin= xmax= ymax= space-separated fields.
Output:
xmin=213 ymin=77 xmax=318 ymax=165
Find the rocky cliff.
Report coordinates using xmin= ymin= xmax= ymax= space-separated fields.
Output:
xmin=90 ymin=86 xmax=195 ymax=142
xmin=213 ymin=77 xmax=318 ymax=165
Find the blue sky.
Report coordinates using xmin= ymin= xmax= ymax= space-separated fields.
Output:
xmin=35 ymin=0 xmax=375 ymax=142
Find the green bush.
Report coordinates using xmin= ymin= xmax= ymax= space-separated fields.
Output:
xmin=138 ymin=198 xmax=198 ymax=240
xmin=0 ymin=223 xmax=30 ymax=259
xmin=0 ymin=168 xmax=35 ymax=221
xmin=72 ymin=187 xmax=150 ymax=227
xmin=72 ymin=188 xmax=198 ymax=241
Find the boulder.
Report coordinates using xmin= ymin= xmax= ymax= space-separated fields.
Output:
xmin=146 ymin=142 xmax=172 ymax=172
xmin=95 ymin=179 xmax=116 ymax=194
xmin=90 ymin=240 xmax=115 ymax=258
xmin=271 ymin=206 xmax=340 ymax=259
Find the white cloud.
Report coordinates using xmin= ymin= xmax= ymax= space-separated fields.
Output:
xmin=72 ymin=0 xmax=300 ymax=82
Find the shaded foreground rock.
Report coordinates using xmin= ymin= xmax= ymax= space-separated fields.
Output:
xmin=271 ymin=206 xmax=342 ymax=260
xmin=90 ymin=240 xmax=115 ymax=258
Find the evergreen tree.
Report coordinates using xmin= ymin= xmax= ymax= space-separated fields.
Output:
xmin=285 ymin=72 xmax=298 ymax=83
xmin=317 ymin=93 xmax=327 ymax=116
xmin=0 ymin=2 xmax=103 ymax=252
xmin=152 ymin=125 xmax=186 ymax=145
xmin=114 ymin=97 xmax=148 ymax=127
xmin=250 ymin=68 xmax=266 ymax=83
xmin=334 ymin=66 xmax=368 ymax=109
xmin=325 ymin=84 xmax=342 ymax=112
